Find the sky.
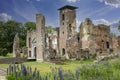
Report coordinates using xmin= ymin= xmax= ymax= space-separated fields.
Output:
xmin=0 ymin=0 xmax=120 ymax=35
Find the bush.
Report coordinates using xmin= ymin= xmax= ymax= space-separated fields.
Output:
xmin=6 ymin=59 xmax=120 ymax=80
xmin=0 ymin=48 xmax=8 ymax=56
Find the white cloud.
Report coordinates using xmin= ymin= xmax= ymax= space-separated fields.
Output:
xmin=76 ymin=19 xmax=81 ymax=32
xmin=67 ymin=0 xmax=80 ymax=3
xmin=93 ymin=19 xmax=120 ymax=36
xmin=99 ymin=0 xmax=120 ymax=8
xmin=93 ymin=19 xmax=110 ymax=25
xmin=0 ymin=13 xmax=12 ymax=22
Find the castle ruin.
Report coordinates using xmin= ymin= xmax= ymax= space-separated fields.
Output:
xmin=26 ymin=5 xmax=120 ymax=62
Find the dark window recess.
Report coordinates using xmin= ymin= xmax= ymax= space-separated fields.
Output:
xmin=54 ymin=50 xmax=57 ymax=56
xmin=63 ymin=22 xmax=64 ymax=25
xmin=29 ymin=38 xmax=31 ymax=48
xmin=62 ymin=14 xmax=65 ymax=20
xmin=34 ymin=47 xmax=37 ymax=58
xmin=78 ymin=37 xmax=80 ymax=42
xmin=29 ymin=51 xmax=31 ymax=57
xmin=62 ymin=48 xmax=65 ymax=55
xmin=101 ymin=40 xmax=104 ymax=42
xmin=63 ymin=31 xmax=64 ymax=34
xmin=106 ymin=42 xmax=109 ymax=48
xmin=69 ymin=24 xmax=72 ymax=32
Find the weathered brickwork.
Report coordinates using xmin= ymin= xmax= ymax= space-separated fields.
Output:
xmin=36 ymin=14 xmax=46 ymax=62
xmin=13 ymin=33 xmax=20 ymax=57
xmin=58 ymin=5 xmax=77 ymax=58
xmin=26 ymin=30 xmax=36 ymax=59
xmin=25 ymin=5 xmax=120 ymax=61
xmin=26 ymin=14 xmax=46 ymax=62
xmin=112 ymin=37 xmax=120 ymax=56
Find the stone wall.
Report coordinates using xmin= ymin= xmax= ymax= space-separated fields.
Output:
xmin=59 ymin=6 xmax=77 ymax=57
xmin=94 ymin=24 xmax=111 ymax=55
xmin=0 ymin=57 xmax=27 ymax=64
xmin=79 ymin=18 xmax=112 ymax=58
xmin=112 ymin=37 xmax=120 ymax=56
xmin=36 ymin=14 xmax=46 ymax=62
xmin=80 ymin=18 xmax=94 ymax=49
xmin=13 ymin=33 xmax=20 ymax=57
xmin=26 ymin=30 xmax=36 ymax=59
xmin=66 ymin=36 xmax=80 ymax=59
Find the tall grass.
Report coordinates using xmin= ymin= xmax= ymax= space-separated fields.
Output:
xmin=6 ymin=59 xmax=120 ymax=80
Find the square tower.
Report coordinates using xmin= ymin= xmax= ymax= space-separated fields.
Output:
xmin=36 ymin=14 xmax=46 ymax=62
xmin=58 ymin=5 xmax=77 ymax=57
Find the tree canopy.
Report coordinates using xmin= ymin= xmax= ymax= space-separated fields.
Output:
xmin=0 ymin=20 xmax=36 ymax=56
xmin=118 ymin=20 xmax=120 ymax=31
xmin=46 ymin=26 xmax=53 ymax=33
xmin=24 ymin=22 xmax=36 ymax=31
xmin=0 ymin=20 xmax=54 ymax=56
xmin=0 ymin=20 xmax=22 ymax=56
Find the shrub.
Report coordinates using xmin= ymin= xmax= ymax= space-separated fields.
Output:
xmin=6 ymin=59 xmax=120 ymax=80
xmin=0 ymin=48 xmax=8 ymax=56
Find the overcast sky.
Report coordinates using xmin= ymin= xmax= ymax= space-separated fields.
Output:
xmin=0 ymin=0 xmax=120 ymax=35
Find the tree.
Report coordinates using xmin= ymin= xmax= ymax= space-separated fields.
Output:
xmin=24 ymin=22 xmax=36 ymax=31
xmin=46 ymin=26 xmax=53 ymax=33
xmin=0 ymin=20 xmax=22 ymax=56
xmin=0 ymin=21 xmax=36 ymax=56
xmin=118 ymin=20 xmax=120 ymax=31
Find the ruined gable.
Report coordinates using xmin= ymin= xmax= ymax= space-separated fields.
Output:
xmin=80 ymin=18 xmax=95 ymax=50
xmin=26 ymin=30 xmax=36 ymax=59
xmin=13 ymin=33 xmax=20 ymax=57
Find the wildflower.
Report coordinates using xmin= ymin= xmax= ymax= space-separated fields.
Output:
xmin=76 ymin=68 xmax=79 ymax=80
xmin=58 ymin=67 xmax=63 ymax=80
xmin=22 ymin=65 xmax=27 ymax=76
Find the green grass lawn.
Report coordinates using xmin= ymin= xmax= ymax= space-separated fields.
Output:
xmin=0 ymin=59 xmax=94 ymax=73
xmin=23 ymin=59 xmax=94 ymax=73
xmin=0 ymin=58 xmax=120 ymax=74
xmin=5 ymin=58 xmax=120 ymax=80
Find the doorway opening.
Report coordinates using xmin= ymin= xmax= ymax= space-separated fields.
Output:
xmin=34 ymin=47 xmax=37 ymax=58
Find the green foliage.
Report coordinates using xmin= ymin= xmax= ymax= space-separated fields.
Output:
xmin=6 ymin=59 xmax=120 ymax=80
xmin=46 ymin=26 xmax=53 ymax=33
xmin=6 ymin=74 xmax=16 ymax=80
xmin=118 ymin=26 xmax=120 ymax=30
xmin=0 ymin=20 xmax=36 ymax=56
xmin=0 ymin=48 xmax=8 ymax=56
xmin=110 ymin=33 xmax=116 ymax=37
xmin=24 ymin=22 xmax=36 ymax=31
xmin=0 ymin=20 xmax=22 ymax=55
xmin=0 ymin=53 xmax=13 ymax=58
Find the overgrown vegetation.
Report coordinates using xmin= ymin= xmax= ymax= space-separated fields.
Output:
xmin=6 ymin=58 xmax=120 ymax=80
xmin=0 ymin=53 xmax=13 ymax=58
xmin=0 ymin=20 xmax=36 ymax=56
xmin=0 ymin=20 xmax=54 ymax=57
xmin=46 ymin=26 xmax=53 ymax=33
